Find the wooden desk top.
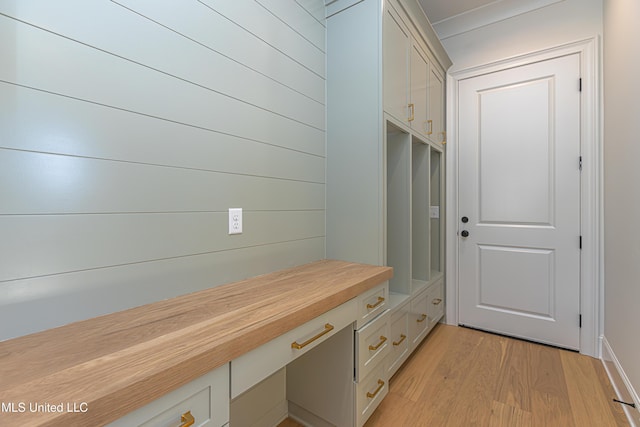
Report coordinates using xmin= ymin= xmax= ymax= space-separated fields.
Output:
xmin=0 ymin=260 xmax=392 ymax=426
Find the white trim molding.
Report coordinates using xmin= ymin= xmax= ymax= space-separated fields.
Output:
xmin=445 ymin=37 xmax=602 ymax=357
xmin=601 ymin=336 xmax=640 ymax=426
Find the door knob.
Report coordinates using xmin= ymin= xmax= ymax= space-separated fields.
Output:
xmin=461 ymin=216 xmax=469 ymax=223
xmin=461 ymin=230 xmax=470 ymax=237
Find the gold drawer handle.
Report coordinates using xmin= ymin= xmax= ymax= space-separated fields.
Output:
xmin=180 ymin=411 xmax=195 ymax=427
xmin=369 ymin=335 xmax=387 ymax=351
xmin=366 ymin=379 xmax=385 ymax=399
xmin=417 ymin=314 xmax=427 ymax=323
xmin=408 ymin=103 xmax=415 ymax=122
xmin=366 ymin=296 xmax=385 ymax=310
xmin=393 ymin=334 xmax=407 ymax=346
xmin=427 ymin=119 xmax=433 ymax=135
xmin=291 ymin=323 xmax=334 ymax=350
xmin=432 ymin=298 xmax=443 ymax=305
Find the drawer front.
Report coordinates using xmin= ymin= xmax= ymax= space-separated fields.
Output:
xmin=231 ymin=298 xmax=357 ymax=398
xmin=409 ymin=287 xmax=429 ymax=349
xmin=107 ymin=364 xmax=229 ymax=427
xmin=355 ymin=310 xmax=390 ymax=382
xmin=356 ymin=362 xmax=388 ymax=427
xmin=386 ymin=304 xmax=409 ymax=377
xmin=427 ymin=278 xmax=445 ymax=330
xmin=356 ymin=281 xmax=389 ymax=329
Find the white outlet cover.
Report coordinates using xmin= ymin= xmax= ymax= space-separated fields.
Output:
xmin=229 ymin=208 xmax=243 ymax=234
xmin=430 ymin=206 xmax=440 ymax=219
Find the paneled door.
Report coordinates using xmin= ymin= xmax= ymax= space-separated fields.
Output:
xmin=458 ymin=54 xmax=581 ymax=349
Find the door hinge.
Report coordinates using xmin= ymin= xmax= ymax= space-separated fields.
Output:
xmin=579 ymin=78 xmax=582 ymax=92
xmin=579 ymin=235 xmax=583 ymax=249
xmin=579 ymin=156 xmax=583 ymax=171
xmin=579 ymin=314 xmax=582 ymax=328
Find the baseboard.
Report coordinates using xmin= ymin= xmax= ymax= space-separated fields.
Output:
xmin=601 ymin=336 xmax=640 ymax=427
xmin=288 ymin=401 xmax=334 ymax=427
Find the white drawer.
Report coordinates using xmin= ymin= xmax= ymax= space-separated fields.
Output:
xmin=231 ymin=298 xmax=357 ymax=398
xmin=355 ymin=362 xmax=388 ymax=427
xmin=355 ymin=309 xmax=390 ymax=382
xmin=386 ymin=302 xmax=409 ymax=377
xmin=427 ymin=278 xmax=445 ymax=330
xmin=107 ymin=364 xmax=229 ymax=427
xmin=409 ymin=287 xmax=429 ymax=349
xmin=356 ymin=281 xmax=389 ymax=329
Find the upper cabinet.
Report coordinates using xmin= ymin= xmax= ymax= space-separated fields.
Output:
xmin=326 ymin=0 xmax=451 ymax=267
xmin=383 ymin=0 xmax=446 ymax=143
xmin=383 ymin=4 xmax=410 ymax=126
xmin=429 ymin=66 xmax=445 ymax=144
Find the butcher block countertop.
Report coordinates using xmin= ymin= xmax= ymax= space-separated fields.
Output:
xmin=0 ymin=259 xmax=392 ymax=426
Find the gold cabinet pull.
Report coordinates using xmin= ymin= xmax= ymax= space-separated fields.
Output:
xmin=432 ymin=298 xmax=443 ymax=305
xmin=366 ymin=379 xmax=385 ymax=399
xmin=417 ymin=314 xmax=427 ymax=323
xmin=291 ymin=323 xmax=334 ymax=350
xmin=366 ymin=296 xmax=385 ymax=310
xmin=180 ymin=411 xmax=195 ymax=427
xmin=369 ymin=335 xmax=388 ymax=351
xmin=441 ymin=131 xmax=447 ymax=144
xmin=408 ymin=103 xmax=415 ymax=122
xmin=427 ymin=119 xmax=433 ymax=135
xmin=393 ymin=334 xmax=407 ymax=346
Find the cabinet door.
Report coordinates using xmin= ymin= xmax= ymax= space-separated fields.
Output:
xmin=409 ymin=288 xmax=429 ymax=349
xmin=410 ymin=42 xmax=429 ymax=137
xmin=383 ymin=3 xmax=410 ymax=124
xmin=428 ymin=67 xmax=445 ymax=144
xmin=386 ymin=304 xmax=409 ymax=377
xmin=426 ymin=278 xmax=445 ymax=330
xmin=107 ymin=365 xmax=229 ymax=427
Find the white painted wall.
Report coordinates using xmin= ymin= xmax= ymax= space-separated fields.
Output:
xmin=602 ymin=0 xmax=640 ymax=415
xmin=0 ymin=0 xmax=326 ymax=340
xmin=440 ymin=0 xmax=602 ymax=72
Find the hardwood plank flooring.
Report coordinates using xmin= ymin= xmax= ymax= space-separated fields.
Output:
xmin=365 ymin=324 xmax=629 ymax=427
xmin=279 ymin=324 xmax=628 ymax=427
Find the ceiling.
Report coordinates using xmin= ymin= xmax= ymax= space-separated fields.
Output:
xmin=417 ymin=0 xmax=499 ymax=24
xmin=417 ymin=0 xmax=563 ymax=39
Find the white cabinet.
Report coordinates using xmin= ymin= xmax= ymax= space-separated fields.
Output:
xmin=230 ymin=282 xmax=390 ymax=427
xmin=383 ymin=3 xmax=410 ymax=125
xmin=410 ymin=42 xmax=430 ymax=136
xmin=383 ymin=0 xmax=446 ymax=141
xmin=327 ymin=0 xmax=450 ymax=410
xmin=386 ymin=298 xmax=410 ymax=377
xmin=107 ymin=364 xmax=229 ymax=427
xmin=352 ymin=283 xmax=391 ymax=426
xmin=355 ymin=361 xmax=388 ymax=426
xmin=231 ymin=297 xmax=358 ymax=398
xmin=356 ymin=281 xmax=389 ymax=329
xmin=427 ymin=277 xmax=445 ymax=330
xmin=429 ymin=67 xmax=445 ymax=144
xmin=409 ymin=286 xmax=430 ymax=348
xmin=355 ymin=309 xmax=390 ymax=382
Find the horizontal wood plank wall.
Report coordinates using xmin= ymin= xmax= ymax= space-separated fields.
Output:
xmin=0 ymin=0 xmax=326 ymax=340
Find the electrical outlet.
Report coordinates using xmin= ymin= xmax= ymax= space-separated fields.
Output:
xmin=229 ymin=208 xmax=242 ymax=234
xmin=430 ymin=206 xmax=440 ymax=219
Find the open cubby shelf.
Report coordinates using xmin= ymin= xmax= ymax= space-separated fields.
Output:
xmin=385 ymin=120 xmax=444 ymax=305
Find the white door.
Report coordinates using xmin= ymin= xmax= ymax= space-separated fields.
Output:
xmin=458 ymin=54 xmax=581 ymax=350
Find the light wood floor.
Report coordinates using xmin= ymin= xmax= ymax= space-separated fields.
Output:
xmin=365 ymin=324 xmax=629 ymax=427
xmin=280 ymin=324 xmax=629 ymax=427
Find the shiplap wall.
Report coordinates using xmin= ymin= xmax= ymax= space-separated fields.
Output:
xmin=0 ymin=0 xmax=326 ymax=340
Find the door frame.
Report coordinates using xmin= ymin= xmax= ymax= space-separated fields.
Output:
xmin=445 ymin=38 xmax=601 ymax=357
